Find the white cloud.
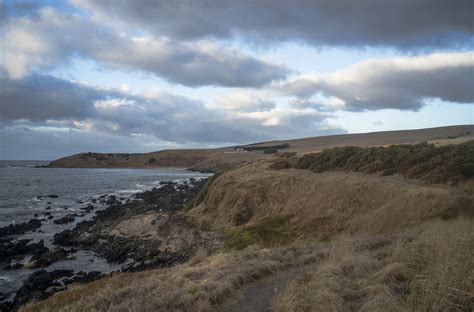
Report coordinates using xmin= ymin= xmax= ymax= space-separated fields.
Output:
xmin=276 ymin=52 xmax=474 ymax=111
xmin=214 ymin=90 xmax=276 ymax=112
xmin=1 ymin=8 xmax=288 ymax=86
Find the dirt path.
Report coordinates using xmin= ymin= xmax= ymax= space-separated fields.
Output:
xmin=219 ymin=266 xmax=310 ymax=312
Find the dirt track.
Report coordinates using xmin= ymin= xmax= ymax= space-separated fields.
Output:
xmin=220 ymin=265 xmax=312 ymax=312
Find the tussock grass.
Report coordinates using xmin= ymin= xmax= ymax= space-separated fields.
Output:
xmin=274 ymin=219 xmax=474 ymax=312
xmin=271 ymin=141 xmax=474 ymax=185
xmin=21 ymin=244 xmax=327 ymax=312
xmin=189 ymin=170 xmax=224 ymax=209
xmin=192 ymin=161 xmax=470 ymax=238
xmin=403 ymin=220 xmax=474 ymax=311
xmin=224 ymin=215 xmax=296 ymax=250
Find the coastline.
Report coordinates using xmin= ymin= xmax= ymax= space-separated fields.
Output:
xmin=0 ymin=170 xmax=211 ymax=311
xmin=2 ymin=128 xmax=473 ymax=311
xmin=19 ymin=144 xmax=474 ymax=311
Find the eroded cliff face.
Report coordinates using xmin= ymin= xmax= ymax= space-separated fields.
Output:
xmin=192 ymin=160 xmax=472 ymax=239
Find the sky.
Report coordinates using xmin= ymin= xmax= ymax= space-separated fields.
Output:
xmin=0 ymin=0 xmax=473 ymax=160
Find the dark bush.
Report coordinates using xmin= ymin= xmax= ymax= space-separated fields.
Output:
xmin=271 ymin=140 xmax=474 ymax=185
xmin=241 ymin=143 xmax=290 ymax=152
xmin=263 ymin=147 xmax=278 ymax=154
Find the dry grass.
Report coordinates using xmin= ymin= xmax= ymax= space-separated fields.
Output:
xmin=22 ymin=155 xmax=474 ymax=311
xmin=25 ymin=218 xmax=473 ymax=312
xmin=274 ymin=219 xmax=474 ymax=312
xmin=191 ymin=161 xmax=472 ymax=239
xmin=232 ymin=125 xmax=474 ymax=154
xmin=48 ymin=125 xmax=473 ymax=170
xmin=223 ymin=215 xmax=296 ymax=250
xmin=48 ymin=147 xmax=267 ymax=172
xmin=403 ymin=220 xmax=474 ymax=311
xmin=21 ymin=243 xmax=327 ymax=312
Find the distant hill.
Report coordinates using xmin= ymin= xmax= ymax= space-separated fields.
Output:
xmin=48 ymin=125 xmax=473 ymax=171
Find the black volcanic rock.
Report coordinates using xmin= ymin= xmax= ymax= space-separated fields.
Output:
xmin=12 ymin=269 xmax=73 ymax=308
xmin=26 ymin=247 xmax=68 ymax=268
xmin=0 ymin=239 xmax=48 ymax=264
xmin=0 ymin=219 xmax=42 ymax=237
xmin=63 ymin=271 xmax=103 ymax=285
xmin=105 ymin=195 xmax=119 ymax=205
xmin=80 ymin=204 xmax=95 ymax=213
xmin=53 ymin=179 xmax=209 ymax=268
xmin=53 ymin=215 xmax=75 ymax=224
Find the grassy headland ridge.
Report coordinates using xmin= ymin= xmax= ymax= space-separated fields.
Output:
xmin=23 ymin=127 xmax=474 ymax=311
xmin=47 ymin=125 xmax=474 ymax=172
xmin=47 ymin=149 xmax=264 ymax=172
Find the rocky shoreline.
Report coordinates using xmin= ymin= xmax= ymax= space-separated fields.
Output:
xmin=53 ymin=179 xmax=214 ymax=268
xmin=0 ymin=177 xmax=212 ymax=311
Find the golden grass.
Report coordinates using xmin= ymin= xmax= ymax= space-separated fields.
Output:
xmin=29 ymin=218 xmax=472 ymax=312
xmin=223 ymin=215 xmax=296 ymax=250
xmin=21 ymin=159 xmax=474 ymax=311
xmin=21 ymin=243 xmax=327 ymax=312
xmin=274 ymin=219 xmax=474 ymax=312
xmin=191 ymin=161 xmax=471 ymax=239
xmin=403 ymin=220 xmax=474 ymax=311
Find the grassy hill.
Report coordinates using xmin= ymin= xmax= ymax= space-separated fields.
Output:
xmin=48 ymin=125 xmax=474 ymax=172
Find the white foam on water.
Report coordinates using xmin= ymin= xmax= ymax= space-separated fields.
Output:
xmin=117 ymin=189 xmax=143 ymax=195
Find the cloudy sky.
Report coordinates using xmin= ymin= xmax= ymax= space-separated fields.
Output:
xmin=0 ymin=0 xmax=473 ymax=160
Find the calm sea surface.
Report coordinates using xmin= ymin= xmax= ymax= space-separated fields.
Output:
xmin=0 ymin=161 xmax=209 ymax=226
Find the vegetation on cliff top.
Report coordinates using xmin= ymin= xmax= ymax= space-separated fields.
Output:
xmin=271 ymin=141 xmax=474 ymax=184
xmin=224 ymin=215 xmax=295 ymax=250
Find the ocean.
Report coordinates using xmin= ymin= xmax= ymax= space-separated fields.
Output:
xmin=0 ymin=160 xmax=210 ymax=301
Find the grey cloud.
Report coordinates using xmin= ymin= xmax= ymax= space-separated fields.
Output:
xmin=0 ymin=74 xmax=100 ymax=121
xmin=0 ymin=74 xmax=343 ymax=153
xmin=73 ymin=0 xmax=473 ymax=50
xmin=2 ymin=8 xmax=288 ymax=86
xmin=108 ymin=41 xmax=289 ymax=87
xmin=280 ymin=53 xmax=474 ymax=111
xmin=0 ymin=125 xmax=165 ymax=160
xmin=0 ymin=119 xmax=345 ymax=160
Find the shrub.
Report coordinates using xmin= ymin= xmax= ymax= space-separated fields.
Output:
xmin=240 ymin=143 xmax=290 ymax=152
xmin=263 ymin=147 xmax=278 ymax=154
xmin=272 ymin=140 xmax=474 ymax=185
